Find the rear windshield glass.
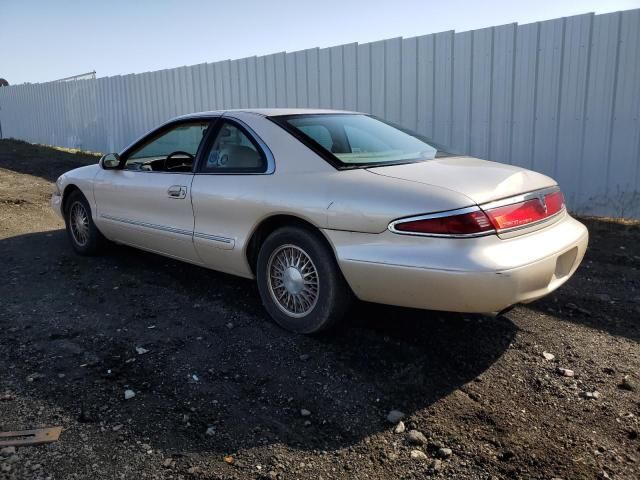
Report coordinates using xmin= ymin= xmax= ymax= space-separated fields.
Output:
xmin=277 ymin=114 xmax=456 ymax=168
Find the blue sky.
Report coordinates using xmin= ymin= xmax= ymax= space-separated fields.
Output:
xmin=1 ymin=0 xmax=638 ymax=84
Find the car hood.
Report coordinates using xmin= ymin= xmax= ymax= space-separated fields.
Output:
xmin=366 ymin=156 xmax=557 ymax=205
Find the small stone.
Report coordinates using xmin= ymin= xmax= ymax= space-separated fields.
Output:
xmin=57 ymin=373 xmax=66 ymax=379
xmin=430 ymin=459 xmax=443 ymax=472
xmin=162 ymin=458 xmax=173 ymax=468
xmin=300 ymin=409 xmax=311 ymax=417
xmin=594 ymin=293 xmax=611 ymax=302
xmin=124 ymin=389 xmax=135 ymax=400
xmin=205 ymin=426 xmax=216 ymax=436
xmin=557 ymin=367 xmax=574 ymax=377
xmin=1 ymin=446 xmax=16 ymax=457
xmin=226 ymin=322 xmax=234 ymax=329
xmin=393 ymin=421 xmax=406 ymax=434
xmin=437 ymin=447 xmax=453 ymax=458
xmin=542 ymin=351 xmax=555 ymax=361
xmin=135 ymin=346 xmax=149 ymax=355
xmin=223 ymin=455 xmax=234 ymax=465
xmin=410 ymin=449 xmax=428 ymax=461
xmin=26 ymin=373 xmax=44 ymax=382
xmin=386 ymin=409 xmax=405 ymax=424
xmin=582 ymin=390 xmax=601 ymax=400
xmin=112 ymin=424 xmax=123 ymax=432
xmin=619 ymin=376 xmax=636 ymax=391
xmin=299 ymin=354 xmax=310 ymax=361
xmin=407 ymin=429 xmax=427 ymax=445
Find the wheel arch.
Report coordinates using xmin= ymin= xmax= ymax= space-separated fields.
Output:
xmin=61 ymin=184 xmax=82 ymax=214
xmin=245 ymin=214 xmax=338 ymax=276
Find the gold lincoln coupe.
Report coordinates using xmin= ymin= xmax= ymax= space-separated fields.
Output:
xmin=51 ymin=109 xmax=588 ymax=333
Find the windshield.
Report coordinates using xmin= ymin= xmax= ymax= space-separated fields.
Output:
xmin=277 ymin=114 xmax=456 ymax=168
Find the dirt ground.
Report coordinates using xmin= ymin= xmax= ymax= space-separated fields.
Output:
xmin=0 ymin=139 xmax=638 ymax=480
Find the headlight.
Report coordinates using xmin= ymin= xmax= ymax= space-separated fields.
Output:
xmin=54 ymin=177 xmax=62 ymax=195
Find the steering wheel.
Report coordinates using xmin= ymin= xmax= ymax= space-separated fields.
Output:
xmin=164 ymin=151 xmax=194 ymax=171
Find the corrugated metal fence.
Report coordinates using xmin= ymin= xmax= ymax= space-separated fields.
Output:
xmin=1 ymin=9 xmax=639 ymax=217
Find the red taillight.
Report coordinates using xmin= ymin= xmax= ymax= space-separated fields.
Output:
xmin=544 ymin=190 xmax=565 ymax=216
xmin=485 ymin=190 xmax=565 ymax=230
xmin=392 ymin=210 xmax=494 ymax=235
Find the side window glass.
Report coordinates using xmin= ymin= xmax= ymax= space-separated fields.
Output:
xmin=124 ymin=122 xmax=209 ymax=172
xmin=203 ymin=122 xmax=266 ymax=173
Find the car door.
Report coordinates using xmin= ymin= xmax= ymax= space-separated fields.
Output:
xmin=190 ymin=116 xmax=274 ymax=276
xmin=94 ymin=119 xmax=215 ymax=264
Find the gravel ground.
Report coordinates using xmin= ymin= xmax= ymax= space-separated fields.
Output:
xmin=0 ymin=139 xmax=639 ymax=480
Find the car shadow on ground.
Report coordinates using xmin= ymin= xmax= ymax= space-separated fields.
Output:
xmin=0 ymin=229 xmax=517 ymax=456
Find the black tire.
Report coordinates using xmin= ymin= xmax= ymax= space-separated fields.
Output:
xmin=64 ymin=190 xmax=107 ymax=255
xmin=256 ymin=226 xmax=352 ymax=334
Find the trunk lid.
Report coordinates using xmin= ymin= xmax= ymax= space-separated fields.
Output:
xmin=366 ymin=156 xmax=556 ymax=205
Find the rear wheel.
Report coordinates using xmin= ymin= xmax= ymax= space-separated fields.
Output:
xmin=64 ymin=190 xmax=107 ymax=255
xmin=256 ymin=226 xmax=352 ymax=333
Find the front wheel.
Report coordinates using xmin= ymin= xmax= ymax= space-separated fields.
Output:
xmin=256 ymin=226 xmax=352 ymax=333
xmin=64 ymin=190 xmax=107 ymax=255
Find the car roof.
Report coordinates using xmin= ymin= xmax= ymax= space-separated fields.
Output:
xmin=176 ymin=108 xmax=360 ymax=120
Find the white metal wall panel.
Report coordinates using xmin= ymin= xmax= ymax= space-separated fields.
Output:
xmin=416 ymin=34 xmax=436 ymax=138
xmin=470 ymin=27 xmax=493 ymax=159
xmin=451 ymin=30 xmax=472 ymax=153
xmin=400 ymin=37 xmax=418 ymax=131
xmin=434 ymin=31 xmax=453 ymax=145
xmin=0 ymin=10 xmax=639 ymax=217
xmin=579 ymin=12 xmax=620 ymax=215
xmin=489 ymin=23 xmax=516 ymax=165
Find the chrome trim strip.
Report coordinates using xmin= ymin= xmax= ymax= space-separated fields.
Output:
xmin=100 ymin=215 xmax=235 ymax=245
xmin=479 ymin=186 xmax=560 ymax=210
xmin=388 ymin=206 xmax=497 ymax=238
xmin=193 ymin=232 xmax=234 ymax=245
xmin=101 ymin=215 xmax=193 ymax=236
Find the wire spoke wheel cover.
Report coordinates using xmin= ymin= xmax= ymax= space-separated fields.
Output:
xmin=69 ymin=201 xmax=90 ymax=247
xmin=267 ymin=244 xmax=320 ymax=318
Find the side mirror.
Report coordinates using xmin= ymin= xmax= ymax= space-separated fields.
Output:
xmin=100 ymin=153 xmax=121 ymax=170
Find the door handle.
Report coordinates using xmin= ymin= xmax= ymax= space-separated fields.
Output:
xmin=168 ymin=185 xmax=187 ymax=199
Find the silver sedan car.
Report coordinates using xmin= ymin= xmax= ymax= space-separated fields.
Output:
xmin=51 ymin=109 xmax=588 ymax=333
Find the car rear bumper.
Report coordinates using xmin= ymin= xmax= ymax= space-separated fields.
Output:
xmin=323 ymin=213 xmax=588 ymax=313
xmin=50 ymin=193 xmax=63 ymax=218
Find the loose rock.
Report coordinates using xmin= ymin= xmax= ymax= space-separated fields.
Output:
xmin=407 ymin=429 xmax=427 ymax=446
xmin=410 ymin=449 xmax=428 ymax=461
xmin=393 ymin=421 xmax=406 ymax=434
xmin=386 ymin=410 xmax=405 ymax=424
xmin=300 ymin=409 xmax=311 ymax=417
xmin=542 ymin=351 xmax=555 ymax=361
xmin=124 ymin=389 xmax=136 ymax=400
xmin=581 ymin=391 xmax=601 ymax=400
xmin=437 ymin=447 xmax=453 ymax=458
xmin=1 ymin=446 xmax=16 ymax=457
xmin=619 ymin=376 xmax=636 ymax=391
xmin=557 ymin=367 xmax=575 ymax=377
